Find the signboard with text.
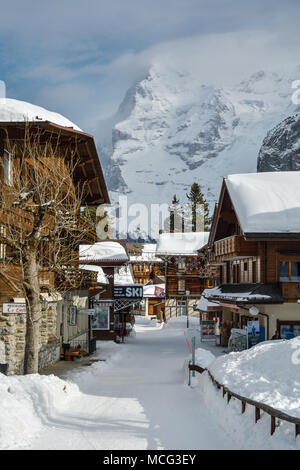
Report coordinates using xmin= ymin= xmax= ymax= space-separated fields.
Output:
xmin=113 ymin=286 xmax=143 ymax=299
xmin=2 ymin=303 xmax=27 ymax=314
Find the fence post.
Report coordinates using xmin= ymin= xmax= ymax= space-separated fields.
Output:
xmin=241 ymin=401 xmax=246 ymax=414
xmin=271 ymin=415 xmax=276 ymax=436
xmin=296 ymin=424 xmax=300 ymax=439
xmin=255 ymin=407 xmax=261 ymax=423
xmin=192 ymin=336 xmax=196 ymax=377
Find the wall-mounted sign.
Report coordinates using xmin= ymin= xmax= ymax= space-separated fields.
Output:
xmin=92 ymin=304 xmax=110 ymax=330
xmin=68 ymin=306 xmax=77 ymax=326
xmin=114 ymin=286 xmax=143 ymax=299
xmin=154 ymin=286 xmax=165 ymax=298
xmin=79 ymin=309 xmax=95 ymax=315
xmin=2 ymin=303 xmax=26 ymax=314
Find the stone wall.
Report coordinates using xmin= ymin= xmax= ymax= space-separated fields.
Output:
xmin=0 ymin=290 xmax=90 ymax=375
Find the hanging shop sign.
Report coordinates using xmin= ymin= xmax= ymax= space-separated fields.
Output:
xmin=113 ymin=286 xmax=143 ymax=299
xmin=2 ymin=303 xmax=26 ymax=314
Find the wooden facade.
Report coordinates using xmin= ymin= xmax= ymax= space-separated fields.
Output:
xmin=0 ymin=121 xmax=110 ymax=373
xmin=203 ymin=177 xmax=300 ymax=341
xmin=127 ymin=243 xmax=164 ymax=285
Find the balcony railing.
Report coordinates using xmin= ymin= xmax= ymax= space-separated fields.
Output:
xmin=55 ymin=267 xmax=98 ymax=290
xmin=214 ymin=235 xmax=257 ymax=259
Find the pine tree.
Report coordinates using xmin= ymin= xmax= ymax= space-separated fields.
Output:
xmin=186 ymin=183 xmax=211 ymax=232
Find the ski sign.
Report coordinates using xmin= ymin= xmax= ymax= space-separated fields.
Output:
xmin=113 ymin=286 xmax=143 ymax=299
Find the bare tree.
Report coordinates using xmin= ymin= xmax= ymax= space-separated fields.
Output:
xmin=0 ymin=124 xmax=96 ymax=374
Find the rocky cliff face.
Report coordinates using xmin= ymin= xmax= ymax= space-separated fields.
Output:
xmin=257 ymin=113 xmax=300 ymax=172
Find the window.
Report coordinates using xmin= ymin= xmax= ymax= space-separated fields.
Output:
xmin=278 ymin=321 xmax=300 ymax=339
xmin=177 ymin=301 xmax=186 ymax=316
xmin=178 ymin=261 xmax=186 ymax=271
xmin=178 ymin=279 xmax=185 ymax=291
xmin=280 ymin=261 xmax=300 ymax=282
xmin=291 ymin=262 xmax=300 ymax=281
xmin=4 ymin=150 xmax=13 ymax=186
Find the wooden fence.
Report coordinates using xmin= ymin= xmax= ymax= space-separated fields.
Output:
xmin=188 ymin=363 xmax=300 ymax=439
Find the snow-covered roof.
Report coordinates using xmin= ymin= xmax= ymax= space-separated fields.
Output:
xmin=225 ymin=172 xmax=300 ymax=235
xmin=130 ymin=243 xmax=163 ymax=263
xmin=0 ymin=98 xmax=82 ymax=131
xmin=114 ymin=265 xmax=134 ymax=286
xmin=196 ymin=296 xmax=221 ymax=312
xmin=79 ymin=264 xmax=108 ymax=285
xmin=79 ymin=242 xmax=128 ymax=262
xmin=156 ymin=232 xmax=209 ymax=255
xmin=203 ymin=284 xmax=283 ymax=304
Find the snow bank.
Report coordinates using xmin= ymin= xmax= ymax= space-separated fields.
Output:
xmin=195 ymin=348 xmax=216 ymax=369
xmin=165 ymin=315 xmax=199 ymax=329
xmin=209 ymin=337 xmax=300 ymax=418
xmin=198 ymin=372 xmax=300 ymax=450
xmin=0 ymin=373 xmax=80 ymax=449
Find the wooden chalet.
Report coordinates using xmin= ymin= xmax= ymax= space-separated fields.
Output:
xmin=0 ymin=114 xmax=110 ymax=373
xmin=202 ymin=171 xmax=300 ymax=344
xmin=79 ymin=240 xmax=137 ymax=341
xmin=127 ymin=243 xmax=164 ymax=285
xmin=156 ymin=232 xmax=211 ymax=320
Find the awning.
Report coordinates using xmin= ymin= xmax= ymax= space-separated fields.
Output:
xmin=196 ymin=296 xmax=222 ymax=312
xmin=203 ymin=283 xmax=284 ymax=304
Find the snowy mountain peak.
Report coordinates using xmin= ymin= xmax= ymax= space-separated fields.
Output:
xmin=98 ymin=65 xmax=299 ymax=213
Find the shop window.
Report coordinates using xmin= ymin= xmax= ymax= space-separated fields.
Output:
xmin=278 ymin=322 xmax=300 ymax=339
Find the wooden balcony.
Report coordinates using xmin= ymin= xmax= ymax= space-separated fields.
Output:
xmin=64 ymin=214 xmax=97 ymax=244
xmin=55 ymin=267 xmax=98 ymax=290
xmin=214 ymin=235 xmax=257 ymax=260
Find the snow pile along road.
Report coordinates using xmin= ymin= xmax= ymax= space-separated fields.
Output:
xmin=208 ymin=337 xmax=300 ymax=418
xmin=0 ymin=373 xmax=80 ymax=449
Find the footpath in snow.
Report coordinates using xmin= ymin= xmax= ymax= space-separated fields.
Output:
xmin=0 ymin=316 xmax=236 ymax=450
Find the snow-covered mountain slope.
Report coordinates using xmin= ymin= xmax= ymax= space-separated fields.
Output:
xmin=97 ymin=65 xmax=299 ymax=214
xmin=257 ymin=113 xmax=300 ymax=172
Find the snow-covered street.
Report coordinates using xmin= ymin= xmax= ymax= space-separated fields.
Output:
xmin=22 ymin=318 xmax=236 ymax=450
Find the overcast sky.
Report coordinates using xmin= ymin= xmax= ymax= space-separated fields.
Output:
xmin=0 ymin=0 xmax=300 ymax=132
